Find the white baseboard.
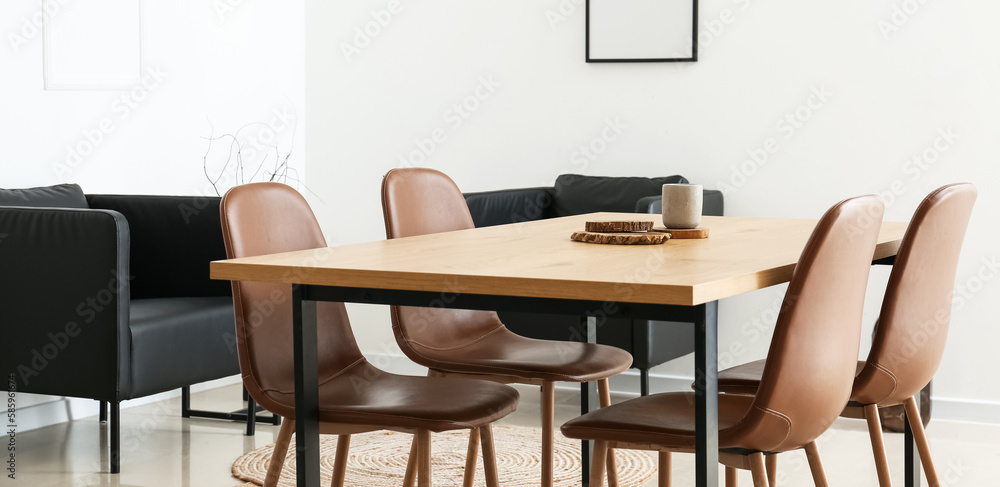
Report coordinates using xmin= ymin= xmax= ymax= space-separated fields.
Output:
xmin=12 ymin=375 xmax=243 ymax=433
xmin=931 ymin=396 xmax=1000 ymax=424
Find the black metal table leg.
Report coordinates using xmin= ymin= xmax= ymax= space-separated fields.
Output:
xmin=293 ymin=286 xmax=320 ymax=487
xmin=694 ymin=301 xmax=719 ymax=487
xmin=580 ymin=315 xmax=599 ymax=486
xmin=904 ymin=404 xmax=920 ymax=487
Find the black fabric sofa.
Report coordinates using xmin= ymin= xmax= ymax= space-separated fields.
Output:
xmin=464 ymin=174 xmax=724 ymax=395
xmin=0 ymin=183 xmax=273 ymax=474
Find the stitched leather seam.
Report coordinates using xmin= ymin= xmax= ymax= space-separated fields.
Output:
xmin=406 ymin=325 xmax=507 ymax=351
xmin=399 ymin=350 xmax=594 ymax=382
xmin=315 ymin=410 xmax=480 ymax=429
xmin=391 ymin=305 xmax=609 ymax=382
xmin=411 ymin=344 xmax=624 ymax=382
xmin=380 ymin=173 xmax=394 ymax=239
xmin=322 ymin=357 xmax=368 ymax=382
xmin=220 ymin=203 xmax=265 ymax=397
xmin=565 ymin=425 xmax=695 ymax=440
xmin=754 ymin=405 xmax=792 ymax=447
xmin=869 ymin=361 xmax=899 ymax=403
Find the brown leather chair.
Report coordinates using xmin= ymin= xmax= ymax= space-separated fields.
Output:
xmin=561 ymin=194 xmax=886 ymax=487
xmin=220 ymin=182 xmax=520 ymax=487
xmin=715 ymin=183 xmax=977 ymax=487
xmin=381 ymin=168 xmax=634 ymax=487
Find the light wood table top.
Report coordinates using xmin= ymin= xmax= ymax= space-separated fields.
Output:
xmin=211 ymin=213 xmax=908 ymax=307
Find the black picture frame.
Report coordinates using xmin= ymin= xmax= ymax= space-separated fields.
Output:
xmin=586 ymin=0 xmax=699 ymax=63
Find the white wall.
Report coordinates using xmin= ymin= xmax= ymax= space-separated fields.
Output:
xmin=1 ymin=0 xmax=305 ymax=430
xmin=305 ymin=0 xmax=1000 ymax=422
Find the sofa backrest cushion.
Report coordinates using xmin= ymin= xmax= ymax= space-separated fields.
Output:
xmin=0 ymin=183 xmax=88 ymax=208
xmin=86 ymin=194 xmax=231 ymax=299
xmin=551 ymin=174 xmax=688 ymax=217
xmin=464 ymin=186 xmax=554 ymax=227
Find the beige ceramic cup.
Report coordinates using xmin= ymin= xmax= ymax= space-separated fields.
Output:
xmin=661 ymin=184 xmax=703 ymax=229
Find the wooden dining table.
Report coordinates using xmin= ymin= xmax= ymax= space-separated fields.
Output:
xmin=211 ymin=212 xmax=911 ymax=487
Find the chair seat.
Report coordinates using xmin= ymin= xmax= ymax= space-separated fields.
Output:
xmin=718 ymin=360 xmax=867 ymax=399
xmin=716 ymin=359 xmax=767 ymax=396
xmin=260 ymin=361 xmax=519 ymax=433
xmin=404 ymin=327 xmax=633 ymax=383
xmin=561 ymin=392 xmax=755 ymax=450
xmin=129 ymin=297 xmax=240 ymax=399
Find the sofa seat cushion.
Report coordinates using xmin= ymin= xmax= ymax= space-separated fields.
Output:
xmin=552 ymin=174 xmax=688 ymax=217
xmin=0 ymin=183 xmax=88 ymax=208
xmin=128 ymin=297 xmax=239 ymax=398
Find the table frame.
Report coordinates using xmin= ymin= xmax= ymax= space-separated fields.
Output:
xmin=285 ymin=259 xmax=918 ymax=487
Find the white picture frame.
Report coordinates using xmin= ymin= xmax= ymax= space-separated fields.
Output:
xmin=587 ymin=0 xmax=698 ymax=63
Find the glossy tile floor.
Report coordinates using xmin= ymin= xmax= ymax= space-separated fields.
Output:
xmin=5 ymin=383 xmax=999 ymax=487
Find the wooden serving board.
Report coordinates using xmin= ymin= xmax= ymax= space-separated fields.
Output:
xmin=585 ymin=221 xmax=654 ymax=233
xmin=570 ymin=231 xmax=669 ymax=245
xmin=650 ymin=226 xmax=709 ymax=239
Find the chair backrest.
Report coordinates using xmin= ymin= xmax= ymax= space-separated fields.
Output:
xmin=219 ymin=182 xmax=366 ymax=417
xmin=854 ymin=183 xmax=977 ymax=406
xmin=381 ymin=168 xmax=507 ymax=351
xmin=725 ymin=195 xmax=884 ymax=452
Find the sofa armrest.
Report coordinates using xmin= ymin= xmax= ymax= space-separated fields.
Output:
xmin=0 ymin=207 xmax=130 ymax=401
xmin=86 ymin=194 xmax=230 ymax=299
xmin=634 ymin=189 xmax=725 ymax=216
xmin=464 ymin=187 xmax=554 ymax=227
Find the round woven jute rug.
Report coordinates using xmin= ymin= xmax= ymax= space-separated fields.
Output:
xmin=232 ymin=424 xmax=656 ymax=486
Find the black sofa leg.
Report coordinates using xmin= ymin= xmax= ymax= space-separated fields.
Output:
xmin=110 ymin=402 xmax=120 ymax=474
xmin=640 ymin=369 xmax=650 ymax=397
xmin=181 ymin=386 xmax=192 ymax=418
xmin=99 ymin=400 xmax=108 ymax=423
xmin=246 ymin=395 xmax=256 ymax=436
xmin=243 ymin=387 xmax=249 ymax=401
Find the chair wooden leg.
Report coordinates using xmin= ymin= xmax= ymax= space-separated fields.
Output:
xmin=416 ymin=430 xmax=432 ymax=487
xmin=803 ymin=442 xmax=829 ymax=487
xmin=463 ymin=427 xmax=481 ymax=487
xmin=263 ymin=418 xmax=293 ymax=487
xmin=330 ymin=434 xmax=351 ymax=487
xmin=749 ymin=452 xmax=769 ymax=487
xmin=904 ymin=395 xmax=940 ymax=487
xmin=725 ymin=465 xmax=738 ymax=487
xmin=659 ymin=452 xmax=672 ymax=487
xmin=589 ymin=440 xmax=609 ymax=487
xmin=480 ymin=425 xmax=500 ymax=487
xmin=541 ymin=381 xmax=555 ymax=487
xmin=863 ymin=404 xmax=893 ymax=487
xmin=403 ymin=437 xmax=418 ymax=487
xmin=765 ymin=454 xmax=777 ymax=487
xmin=597 ymin=378 xmax=620 ymax=487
